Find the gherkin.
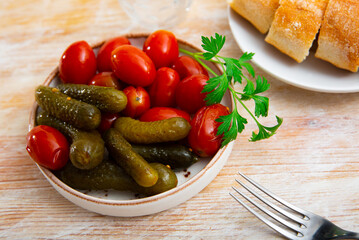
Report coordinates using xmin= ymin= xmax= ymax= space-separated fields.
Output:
xmin=37 ymin=112 xmax=104 ymax=170
xmin=57 ymin=160 xmax=178 ymax=196
xmin=35 ymin=85 xmax=101 ymax=130
xmin=57 ymin=84 xmax=127 ymax=113
xmin=114 ymin=117 xmax=191 ymax=144
xmin=103 ymin=128 xmax=159 ymax=188
xmin=132 ymin=143 xmax=199 ymax=169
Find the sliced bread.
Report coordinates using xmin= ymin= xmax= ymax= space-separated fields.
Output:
xmin=315 ymin=0 xmax=359 ymax=72
xmin=265 ymin=0 xmax=329 ymax=62
xmin=228 ymin=0 xmax=280 ymax=34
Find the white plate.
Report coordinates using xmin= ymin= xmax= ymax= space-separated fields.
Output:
xmin=29 ymin=34 xmax=234 ymax=217
xmin=228 ymin=7 xmax=359 ymax=93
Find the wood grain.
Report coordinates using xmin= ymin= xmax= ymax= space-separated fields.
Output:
xmin=0 ymin=0 xmax=358 ymax=239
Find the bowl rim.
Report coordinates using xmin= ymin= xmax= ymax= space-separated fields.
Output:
xmin=28 ymin=32 xmax=234 ymax=207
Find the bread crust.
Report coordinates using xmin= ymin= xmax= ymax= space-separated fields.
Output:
xmin=228 ymin=0 xmax=280 ymax=34
xmin=229 ymin=0 xmax=358 ymax=72
xmin=265 ymin=0 xmax=329 ymax=63
xmin=315 ymin=0 xmax=359 ymax=72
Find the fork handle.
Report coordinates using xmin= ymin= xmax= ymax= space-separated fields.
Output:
xmin=333 ymin=234 xmax=359 ymax=239
xmin=331 ymin=235 xmax=359 ymax=239
xmin=329 ymin=229 xmax=359 ymax=239
xmin=319 ymin=221 xmax=359 ymax=240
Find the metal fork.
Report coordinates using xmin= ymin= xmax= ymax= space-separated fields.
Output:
xmin=230 ymin=172 xmax=359 ymax=240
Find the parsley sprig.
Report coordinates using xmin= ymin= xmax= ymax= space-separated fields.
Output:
xmin=179 ymin=33 xmax=282 ymax=147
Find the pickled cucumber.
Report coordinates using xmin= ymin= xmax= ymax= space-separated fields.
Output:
xmin=58 ymin=160 xmax=133 ymax=191
xmin=132 ymin=143 xmax=199 ymax=169
xmin=37 ymin=112 xmax=105 ymax=170
xmin=57 ymin=160 xmax=178 ymax=196
xmin=57 ymin=84 xmax=127 ymax=113
xmin=139 ymin=163 xmax=178 ymax=196
xmin=35 ymin=85 xmax=101 ymax=130
xmin=114 ymin=117 xmax=191 ymax=144
xmin=103 ymin=128 xmax=158 ymax=187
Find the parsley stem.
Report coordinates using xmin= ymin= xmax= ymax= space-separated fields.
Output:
xmin=216 ymin=56 xmax=226 ymax=77
xmin=228 ymin=85 xmax=239 ymax=110
xmin=229 ymin=85 xmax=262 ymax=127
xmin=179 ymin=48 xmax=222 ymax=64
xmin=178 ymin=48 xmax=195 ymax=56
xmin=194 ymin=55 xmax=218 ymax=77
xmin=179 ymin=48 xmax=221 ymax=76
xmin=234 ymin=90 xmax=245 ymax=97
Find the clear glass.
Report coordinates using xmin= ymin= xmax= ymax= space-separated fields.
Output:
xmin=118 ymin=0 xmax=193 ymax=30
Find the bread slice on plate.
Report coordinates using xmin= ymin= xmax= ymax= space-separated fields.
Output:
xmin=228 ymin=0 xmax=280 ymax=34
xmin=315 ymin=0 xmax=359 ymax=72
xmin=265 ymin=0 xmax=329 ymax=63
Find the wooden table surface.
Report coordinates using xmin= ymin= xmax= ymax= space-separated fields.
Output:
xmin=1 ymin=0 xmax=358 ymax=239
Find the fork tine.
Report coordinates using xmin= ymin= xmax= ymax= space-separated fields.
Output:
xmin=230 ymin=192 xmax=300 ymax=240
xmin=232 ymin=185 xmax=304 ymax=234
xmin=238 ymin=172 xmax=309 ymax=217
xmin=234 ymin=179 xmax=306 ymax=225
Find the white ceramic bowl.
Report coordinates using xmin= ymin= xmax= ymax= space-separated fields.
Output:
xmin=28 ymin=33 xmax=234 ymax=217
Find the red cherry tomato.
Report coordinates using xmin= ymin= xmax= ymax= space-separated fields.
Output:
xmin=188 ymin=104 xmax=230 ymax=157
xmin=88 ymin=72 xmax=123 ymax=89
xmin=111 ymin=45 xmax=156 ymax=87
xmin=143 ymin=30 xmax=179 ymax=69
xmin=148 ymin=67 xmax=180 ymax=107
xmin=98 ymin=112 xmax=120 ymax=133
xmin=26 ymin=125 xmax=69 ymax=170
xmin=122 ymin=86 xmax=150 ymax=118
xmin=175 ymin=74 xmax=209 ymax=114
xmin=172 ymin=56 xmax=209 ymax=80
xmin=140 ymin=107 xmax=191 ymax=122
xmin=97 ymin=36 xmax=131 ymax=72
xmin=59 ymin=40 xmax=97 ymax=84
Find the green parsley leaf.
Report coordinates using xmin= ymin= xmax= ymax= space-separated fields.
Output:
xmin=202 ymin=75 xmax=229 ymax=105
xmin=253 ymin=76 xmax=270 ymax=94
xmin=216 ymin=111 xmax=248 ymax=147
xmin=242 ymin=76 xmax=270 ymax=117
xmin=222 ymin=57 xmax=244 ymax=84
xmin=179 ymin=33 xmax=282 ymax=146
xmin=239 ymin=52 xmax=255 ymax=77
xmin=252 ymin=95 xmax=269 ymax=117
xmin=250 ymin=116 xmax=283 ymax=142
xmin=239 ymin=52 xmax=255 ymax=63
xmin=241 ymin=63 xmax=255 ymax=78
xmin=243 ymin=79 xmax=255 ymax=96
xmin=201 ymin=33 xmax=226 ymax=60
